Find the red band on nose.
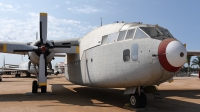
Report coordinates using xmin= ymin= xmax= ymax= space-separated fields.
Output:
xmin=158 ymin=38 xmax=181 ymax=72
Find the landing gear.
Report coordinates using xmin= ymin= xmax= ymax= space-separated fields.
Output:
xmin=32 ymin=80 xmax=38 ymax=93
xmin=26 ymin=73 xmax=31 ymax=77
xmin=15 ymin=73 xmax=20 ymax=77
xmin=41 ymin=86 xmax=47 ymax=93
xmin=15 ymin=72 xmax=21 ymax=77
xmin=31 ymin=80 xmax=47 ymax=93
xmin=130 ymin=93 xmax=141 ymax=108
xmin=0 ymin=74 xmax=2 ymax=82
xmin=129 ymin=92 xmax=147 ymax=108
xmin=139 ymin=92 xmax=147 ymax=108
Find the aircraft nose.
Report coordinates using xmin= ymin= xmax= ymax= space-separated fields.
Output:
xmin=158 ymin=38 xmax=187 ymax=72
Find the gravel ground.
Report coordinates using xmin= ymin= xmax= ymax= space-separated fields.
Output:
xmin=0 ymin=74 xmax=200 ymax=112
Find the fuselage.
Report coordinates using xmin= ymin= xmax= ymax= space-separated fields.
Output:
xmin=64 ymin=22 xmax=186 ymax=88
xmin=19 ymin=62 xmax=37 ymax=74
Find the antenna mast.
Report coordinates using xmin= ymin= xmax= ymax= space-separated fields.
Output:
xmin=101 ymin=17 xmax=102 ymax=26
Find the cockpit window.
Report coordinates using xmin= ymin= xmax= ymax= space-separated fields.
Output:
xmin=107 ymin=32 xmax=118 ymax=43
xmin=101 ymin=35 xmax=108 ymax=45
xmin=117 ymin=30 xmax=126 ymax=41
xmin=157 ymin=26 xmax=174 ymax=37
xmin=134 ymin=28 xmax=149 ymax=39
xmin=139 ymin=27 xmax=161 ymax=38
xmin=140 ymin=27 xmax=174 ymax=38
xmin=125 ymin=29 xmax=135 ymax=40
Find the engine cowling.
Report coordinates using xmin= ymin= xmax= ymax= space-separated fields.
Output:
xmin=28 ymin=40 xmax=54 ymax=65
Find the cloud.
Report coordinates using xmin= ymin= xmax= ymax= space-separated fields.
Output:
xmin=0 ymin=2 xmax=20 ymax=12
xmin=67 ymin=5 xmax=102 ymax=14
xmin=65 ymin=1 xmax=70 ymax=4
xmin=55 ymin=5 xmax=59 ymax=9
xmin=0 ymin=12 xmax=97 ymax=42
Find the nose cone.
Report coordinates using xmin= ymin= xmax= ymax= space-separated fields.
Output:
xmin=158 ymin=38 xmax=187 ymax=72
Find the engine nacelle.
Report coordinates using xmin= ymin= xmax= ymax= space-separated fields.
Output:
xmin=28 ymin=40 xmax=54 ymax=65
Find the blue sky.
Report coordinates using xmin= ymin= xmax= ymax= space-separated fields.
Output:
xmin=0 ymin=0 xmax=199 ymax=67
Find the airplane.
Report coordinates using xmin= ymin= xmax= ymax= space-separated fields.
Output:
xmin=54 ymin=62 xmax=64 ymax=75
xmin=0 ymin=55 xmax=54 ymax=78
xmin=0 ymin=12 xmax=199 ymax=108
xmin=2 ymin=61 xmax=54 ymax=77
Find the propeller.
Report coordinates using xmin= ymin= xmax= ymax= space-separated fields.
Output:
xmin=37 ymin=13 xmax=48 ymax=87
xmin=0 ymin=12 xmax=75 ymax=92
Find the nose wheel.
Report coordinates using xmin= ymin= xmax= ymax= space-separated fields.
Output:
xmin=32 ymin=80 xmax=47 ymax=93
xmin=32 ymin=80 xmax=38 ymax=93
xmin=129 ymin=92 xmax=147 ymax=108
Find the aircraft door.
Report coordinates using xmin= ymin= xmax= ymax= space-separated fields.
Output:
xmin=131 ymin=44 xmax=138 ymax=61
xmin=81 ymin=50 xmax=91 ymax=85
xmin=137 ymin=41 xmax=152 ymax=64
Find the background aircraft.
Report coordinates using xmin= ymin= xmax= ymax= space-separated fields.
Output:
xmin=54 ymin=62 xmax=65 ymax=75
xmin=2 ymin=61 xmax=54 ymax=77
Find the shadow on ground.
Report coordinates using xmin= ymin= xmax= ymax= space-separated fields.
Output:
xmin=0 ymin=84 xmax=200 ymax=111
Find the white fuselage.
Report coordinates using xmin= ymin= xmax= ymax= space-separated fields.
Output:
xmin=19 ymin=62 xmax=37 ymax=74
xmin=64 ymin=23 xmax=185 ymax=88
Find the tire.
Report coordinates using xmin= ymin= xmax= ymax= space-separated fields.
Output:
xmin=139 ymin=92 xmax=147 ymax=108
xmin=26 ymin=73 xmax=31 ymax=77
xmin=0 ymin=78 xmax=2 ymax=82
xmin=41 ymin=86 xmax=47 ymax=93
xmin=130 ymin=93 xmax=141 ymax=108
xmin=15 ymin=74 xmax=17 ymax=77
xmin=32 ymin=80 xmax=38 ymax=93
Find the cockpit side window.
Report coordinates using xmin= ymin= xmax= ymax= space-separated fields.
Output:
xmin=101 ymin=35 xmax=108 ymax=45
xmin=125 ymin=29 xmax=135 ymax=40
xmin=134 ymin=28 xmax=149 ymax=39
xmin=107 ymin=32 xmax=118 ymax=43
xmin=117 ymin=30 xmax=127 ymax=41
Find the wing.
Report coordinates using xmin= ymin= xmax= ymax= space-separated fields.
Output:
xmin=49 ymin=38 xmax=80 ymax=53
xmin=0 ymin=41 xmax=37 ymax=55
xmin=54 ymin=53 xmax=66 ymax=57
xmin=0 ymin=38 xmax=80 ymax=54
xmin=2 ymin=67 xmax=28 ymax=72
xmin=187 ymin=50 xmax=200 ymax=56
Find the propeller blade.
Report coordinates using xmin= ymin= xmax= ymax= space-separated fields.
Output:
xmin=38 ymin=54 xmax=47 ymax=86
xmin=0 ymin=42 xmax=38 ymax=53
xmin=40 ymin=13 xmax=47 ymax=44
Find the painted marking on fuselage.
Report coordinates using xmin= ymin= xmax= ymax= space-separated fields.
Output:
xmin=3 ymin=44 xmax=6 ymax=52
xmin=76 ymin=46 xmax=79 ymax=53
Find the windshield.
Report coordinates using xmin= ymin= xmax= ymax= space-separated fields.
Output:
xmin=157 ymin=26 xmax=174 ymax=38
xmin=140 ymin=27 xmax=174 ymax=39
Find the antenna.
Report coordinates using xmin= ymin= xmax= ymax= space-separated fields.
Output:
xmin=36 ymin=32 xmax=38 ymax=40
xmin=101 ymin=17 xmax=102 ymax=26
